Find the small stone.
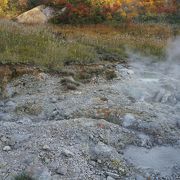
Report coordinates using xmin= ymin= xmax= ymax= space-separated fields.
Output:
xmin=61 ymin=76 xmax=80 ymax=86
xmin=127 ymin=69 xmax=134 ymax=75
xmin=44 ymin=157 xmax=50 ymax=164
xmin=176 ymin=118 xmax=180 ymax=129
xmin=66 ymin=83 xmax=77 ymax=90
xmin=122 ymin=113 xmax=136 ymax=127
xmin=50 ymin=97 xmax=57 ymax=103
xmin=42 ymin=145 xmax=50 ymax=151
xmin=100 ymin=97 xmax=108 ymax=101
xmin=26 ymin=165 xmax=51 ymax=180
xmin=3 ymin=146 xmax=11 ymax=151
xmin=56 ymin=166 xmax=67 ymax=175
xmin=0 ymin=102 xmax=4 ymax=107
xmin=91 ymin=142 xmax=116 ymax=160
xmin=89 ymin=161 xmax=96 ymax=166
xmin=7 ymin=139 xmax=16 ymax=146
xmin=106 ymin=172 xmax=120 ymax=179
xmin=73 ymin=91 xmax=82 ymax=95
xmin=107 ymin=176 xmax=115 ymax=180
xmin=6 ymin=101 xmax=16 ymax=107
xmin=138 ymin=133 xmax=151 ymax=147
xmin=17 ymin=117 xmax=32 ymax=125
xmin=62 ymin=149 xmax=74 ymax=157
xmin=1 ymin=136 xmax=8 ymax=142
xmin=37 ymin=73 xmax=48 ymax=80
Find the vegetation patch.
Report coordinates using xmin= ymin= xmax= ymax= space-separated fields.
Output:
xmin=2 ymin=0 xmax=179 ymax=24
xmin=105 ymin=69 xmax=117 ymax=80
xmin=0 ymin=20 xmax=176 ymax=73
xmin=14 ymin=173 xmax=34 ymax=180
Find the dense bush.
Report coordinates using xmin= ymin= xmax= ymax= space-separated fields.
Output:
xmin=0 ymin=0 xmax=8 ymax=15
xmin=2 ymin=0 xmax=179 ymax=23
xmin=51 ymin=0 xmax=179 ymax=24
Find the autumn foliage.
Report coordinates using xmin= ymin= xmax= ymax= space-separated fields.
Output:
xmin=1 ymin=0 xmax=179 ymax=22
xmin=50 ymin=0 xmax=179 ymax=23
xmin=0 ymin=0 xmax=8 ymax=14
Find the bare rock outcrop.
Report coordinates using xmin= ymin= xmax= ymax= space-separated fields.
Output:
xmin=16 ymin=5 xmax=66 ymax=24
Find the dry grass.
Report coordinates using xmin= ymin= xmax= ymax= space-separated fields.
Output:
xmin=52 ymin=23 xmax=173 ymax=58
xmin=0 ymin=20 xmax=177 ymax=71
xmin=0 ymin=20 xmax=97 ymax=71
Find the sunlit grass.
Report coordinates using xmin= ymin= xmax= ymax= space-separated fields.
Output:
xmin=0 ymin=20 xmax=175 ymax=71
xmin=53 ymin=23 xmax=172 ymax=58
xmin=0 ymin=20 xmax=98 ymax=71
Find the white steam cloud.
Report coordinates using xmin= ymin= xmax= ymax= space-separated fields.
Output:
xmin=166 ymin=36 xmax=180 ymax=63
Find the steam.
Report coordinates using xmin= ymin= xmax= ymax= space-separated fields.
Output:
xmin=126 ymin=36 xmax=180 ymax=80
xmin=164 ymin=36 xmax=180 ymax=80
xmin=166 ymin=36 xmax=180 ymax=62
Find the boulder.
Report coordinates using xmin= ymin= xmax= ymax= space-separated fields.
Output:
xmin=16 ymin=5 xmax=57 ymax=24
xmin=16 ymin=5 xmax=49 ymax=24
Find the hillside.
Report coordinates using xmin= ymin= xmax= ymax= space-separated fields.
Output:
xmin=0 ymin=1 xmax=180 ymax=180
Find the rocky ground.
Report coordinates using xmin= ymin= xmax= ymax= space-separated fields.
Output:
xmin=0 ymin=56 xmax=180 ymax=180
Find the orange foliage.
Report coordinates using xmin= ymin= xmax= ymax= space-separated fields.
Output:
xmin=58 ymin=0 xmax=178 ymax=21
xmin=11 ymin=0 xmax=178 ymax=22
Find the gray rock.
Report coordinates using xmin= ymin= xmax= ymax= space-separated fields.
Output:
xmin=1 ymin=136 xmax=16 ymax=146
xmin=17 ymin=117 xmax=32 ymax=125
xmin=62 ymin=149 xmax=74 ymax=157
xmin=176 ymin=92 xmax=180 ymax=101
xmin=42 ymin=145 xmax=50 ymax=151
xmin=3 ymin=146 xmax=11 ymax=151
xmin=16 ymin=5 xmax=55 ymax=24
xmin=61 ymin=76 xmax=80 ymax=86
xmin=27 ymin=165 xmax=51 ymax=180
xmin=0 ymin=101 xmax=4 ymax=107
xmin=168 ymin=95 xmax=177 ymax=104
xmin=56 ymin=165 xmax=67 ymax=175
xmin=107 ymin=176 xmax=115 ymax=180
xmin=137 ymin=133 xmax=152 ymax=147
xmin=176 ymin=119 xmax=180 ymax=129
xmin=7 ymin=139 xmax=16 ymax=146
xmin=0 ymin=136 xmax=8 ymax=143
xmin=66 ymin=83 xmax=78 ymax=90
xmin=106 ymin=172 xmax=120 ymax=179
xmin=122 ymin=114 xmax=136 ymax=128
xmin=6 ymin=101 xmax=16 ymax=107
xmin=91 ymin=142 xmax=117 ymax=160
xmin=50 ymin=97 xmax=57 ymax=103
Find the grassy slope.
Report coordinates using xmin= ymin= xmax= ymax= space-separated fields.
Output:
xmin=0 ymin=19 xmax=178 ymax=71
